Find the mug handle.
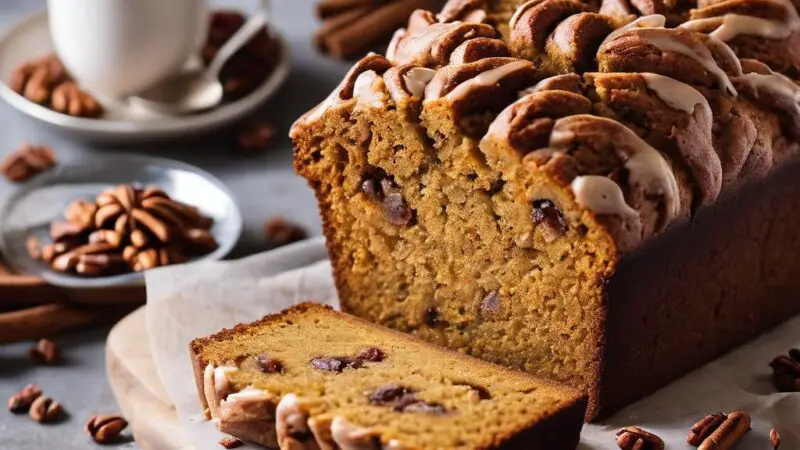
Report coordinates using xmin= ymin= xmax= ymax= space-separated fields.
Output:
xmin=207 ymin=0 xmax=271 ymax=80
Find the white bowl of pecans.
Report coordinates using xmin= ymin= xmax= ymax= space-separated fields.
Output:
xmin=0 ymin=154 xmax=242 ymax=288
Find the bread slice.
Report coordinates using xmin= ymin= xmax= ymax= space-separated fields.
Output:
xmin=190 ymin=303 xmax=586 ymax=449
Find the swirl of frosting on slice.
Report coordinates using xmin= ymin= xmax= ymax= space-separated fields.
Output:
xmin=483 ymin=89 xmax=593 ymax=155
xmin=276 ymin=394 xmax=317 ymax=450
xmin=386 ymin=10 xmax=504 ymax=68
xmin=522 ymin=114 xmax=682 ymax=250
xmin=292 ymin=54 xmax=392 ymax=130
xmin=509 ymin=0 xmax=593 ymax=63
xmin=545 ymin=12 xmax=617 ymax=73
xmin=598 ymin=26 xmax=737 ymax=96
xmin=425 ymin=58 xmax=540 ymax=137
xmin=681 ymin=0 xmax=800 ymax=42
xmin=384 ymin=65 xmax=437 ymax=103
xmin=586 ymin=71 xmax=720 ymax=205
xmin=733 ymin=59 xmax=800 ymax=141
xmin=330 ymin=416 xmax=381 ymax=450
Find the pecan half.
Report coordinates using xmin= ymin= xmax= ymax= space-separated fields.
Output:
xmin=29 ymin=396 xmax=63 ymax=423
xmin=85 ymin=414 xmax=129 ymax=444
xmin=8 ymin=384 xmax=42 ymax=413
xmin=616 ymin=426 xmax=664 ymax=450
xmin=692 ymin=411 xmax=751 ymax=450
xmin=769 ymin=349 xmax=800 ymax=392
xmin=28 ymin=338 xmax=60 ymax=365
xmin=0 ymin=144 xmax=57 ymax=183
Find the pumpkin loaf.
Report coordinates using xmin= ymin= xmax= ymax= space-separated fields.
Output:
xmin=290 ymin=0 xmax=800 ymax=421
xmin=190 ymin=303 xmax=587 ymax=449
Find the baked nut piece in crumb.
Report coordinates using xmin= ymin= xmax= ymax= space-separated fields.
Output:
xmin=190 ymin=303 xmax=587 ymax=449
xmin=292 ymin=0 xmax=800 ymax=421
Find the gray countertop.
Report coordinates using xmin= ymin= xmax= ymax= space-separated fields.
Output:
xmin=0 ymin=1 xmax=347 ymax=447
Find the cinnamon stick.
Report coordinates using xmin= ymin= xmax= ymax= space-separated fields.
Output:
xmin=316 ymin=0 xmax=443 ymax=60
xmin=317 ymin=0 xmax=385 ymax=19
xmin=0 ymin=303 xmax=136 ymax=344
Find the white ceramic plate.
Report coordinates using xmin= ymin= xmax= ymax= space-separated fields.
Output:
xmin=0 ymin=11 xmax=291 ymax=143
xmin=0 ymin=154 xmax=243 ymax=288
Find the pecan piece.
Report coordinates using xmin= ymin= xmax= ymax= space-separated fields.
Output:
xmin=769 ymin=349 xmax=800 ymax=392
xmin=383 ymin=192 xmax=414 ymax=226
xmin=264 ymin=217 xmax=307 ymax=246
xmin=1 ymin=144 xmax=57 ymax=182
xmin=28 ymin=338 xmax=61 ymax=365
xmin=311 ymin=356 xmax=362 ymax=372
xmin=51 ymin=81 xmax=103 ymax=118
xmin=8 ymin=384 xmax=42 ymax=413
xmin=29 ymin=396 xmax=63 ymax=423
xmin=770 ymin=428 xmax=780 ymax=449
xmin=132 ymin=248 xmax=160 ymax=272
xmin=392 ymin=394 xmax=447 ymax=415
xmin=256 ymin=354 xmax=284 ymax=374
xmin=76 ymin=253 xmax=124 ymax=276
xmin=368 ymin=384 xmax=413 ymax=404
xmin=357 ymin=347 xmax=385 ymax=362
xmin=695 ymin=411 xmax=750 ymax=450
xmin=236 ymin=121 xmax=276 ymax=152
xmin=64 ymin=199 xmax=98 ymax=230
xmin=616 ymin=426 xmax=664 ymax=450
xmin=532 ymin=199 xmax=568 ymax=242
xmin=85 ymin=414 xmax=129 ymax=444
xmin=220 ymin=436 xmax=244 ymax=448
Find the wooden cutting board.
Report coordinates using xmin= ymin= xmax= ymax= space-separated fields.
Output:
xmin=105 ymin=307 xmax=190 ymax=450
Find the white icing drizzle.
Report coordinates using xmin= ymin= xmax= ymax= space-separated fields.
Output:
xmin=639 ymin=72 xmax=712 ymax=115
xmin=571 ymin=175 xmax=639 ymax=218
xmin=224 ymin=386 xmax=270 ymax=401
xmin=551 ymin=115 xmax=681 ymax=220
xmin=599 ymin=14 xmax=667 ymax=49
xmin=681 ymin=15 xmax=794 ymax=42
xmin=432 ymin=60 xmax=532 ymax=101
xmin=637 ymin=32 xmax=737 ymax=96
xmin=736 ymin=71 xmax=800 ymax=103
xmin=403 ymin=67 xmax=436 ymax=98
xmin=392 ymin=22 xmax=463 ymax=64
xmin=353 ymin=70 xmax=384 ymax=108
xmin=330 ymin=416 xmax=379 ymax=450
xmin=704 ymin=36 xmax=743 ymax=75
xmin=276 ymin=394 xmax=315 ymax=449
xmin=213 ymin=366 xmax=237 ymax=396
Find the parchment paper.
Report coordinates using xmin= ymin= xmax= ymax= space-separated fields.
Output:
xmin=145 ymin=237 xmax=800 ymax=450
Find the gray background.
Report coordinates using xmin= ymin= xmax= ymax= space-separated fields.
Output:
xmin=0 ymin=1 xmax=345 ymax=447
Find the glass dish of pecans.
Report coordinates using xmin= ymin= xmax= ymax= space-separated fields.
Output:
xmin=0 ymin=154 xmax=242 ymax=289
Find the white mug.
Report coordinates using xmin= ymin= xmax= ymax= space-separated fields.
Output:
xmin=47 ymin=0 xmax=209 ymax=99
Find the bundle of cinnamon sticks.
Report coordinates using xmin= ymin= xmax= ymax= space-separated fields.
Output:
xmin=315 ymin=0 xmax=444 ymax=60
xmin=0 ymin=258 xmax=141 ymax=344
